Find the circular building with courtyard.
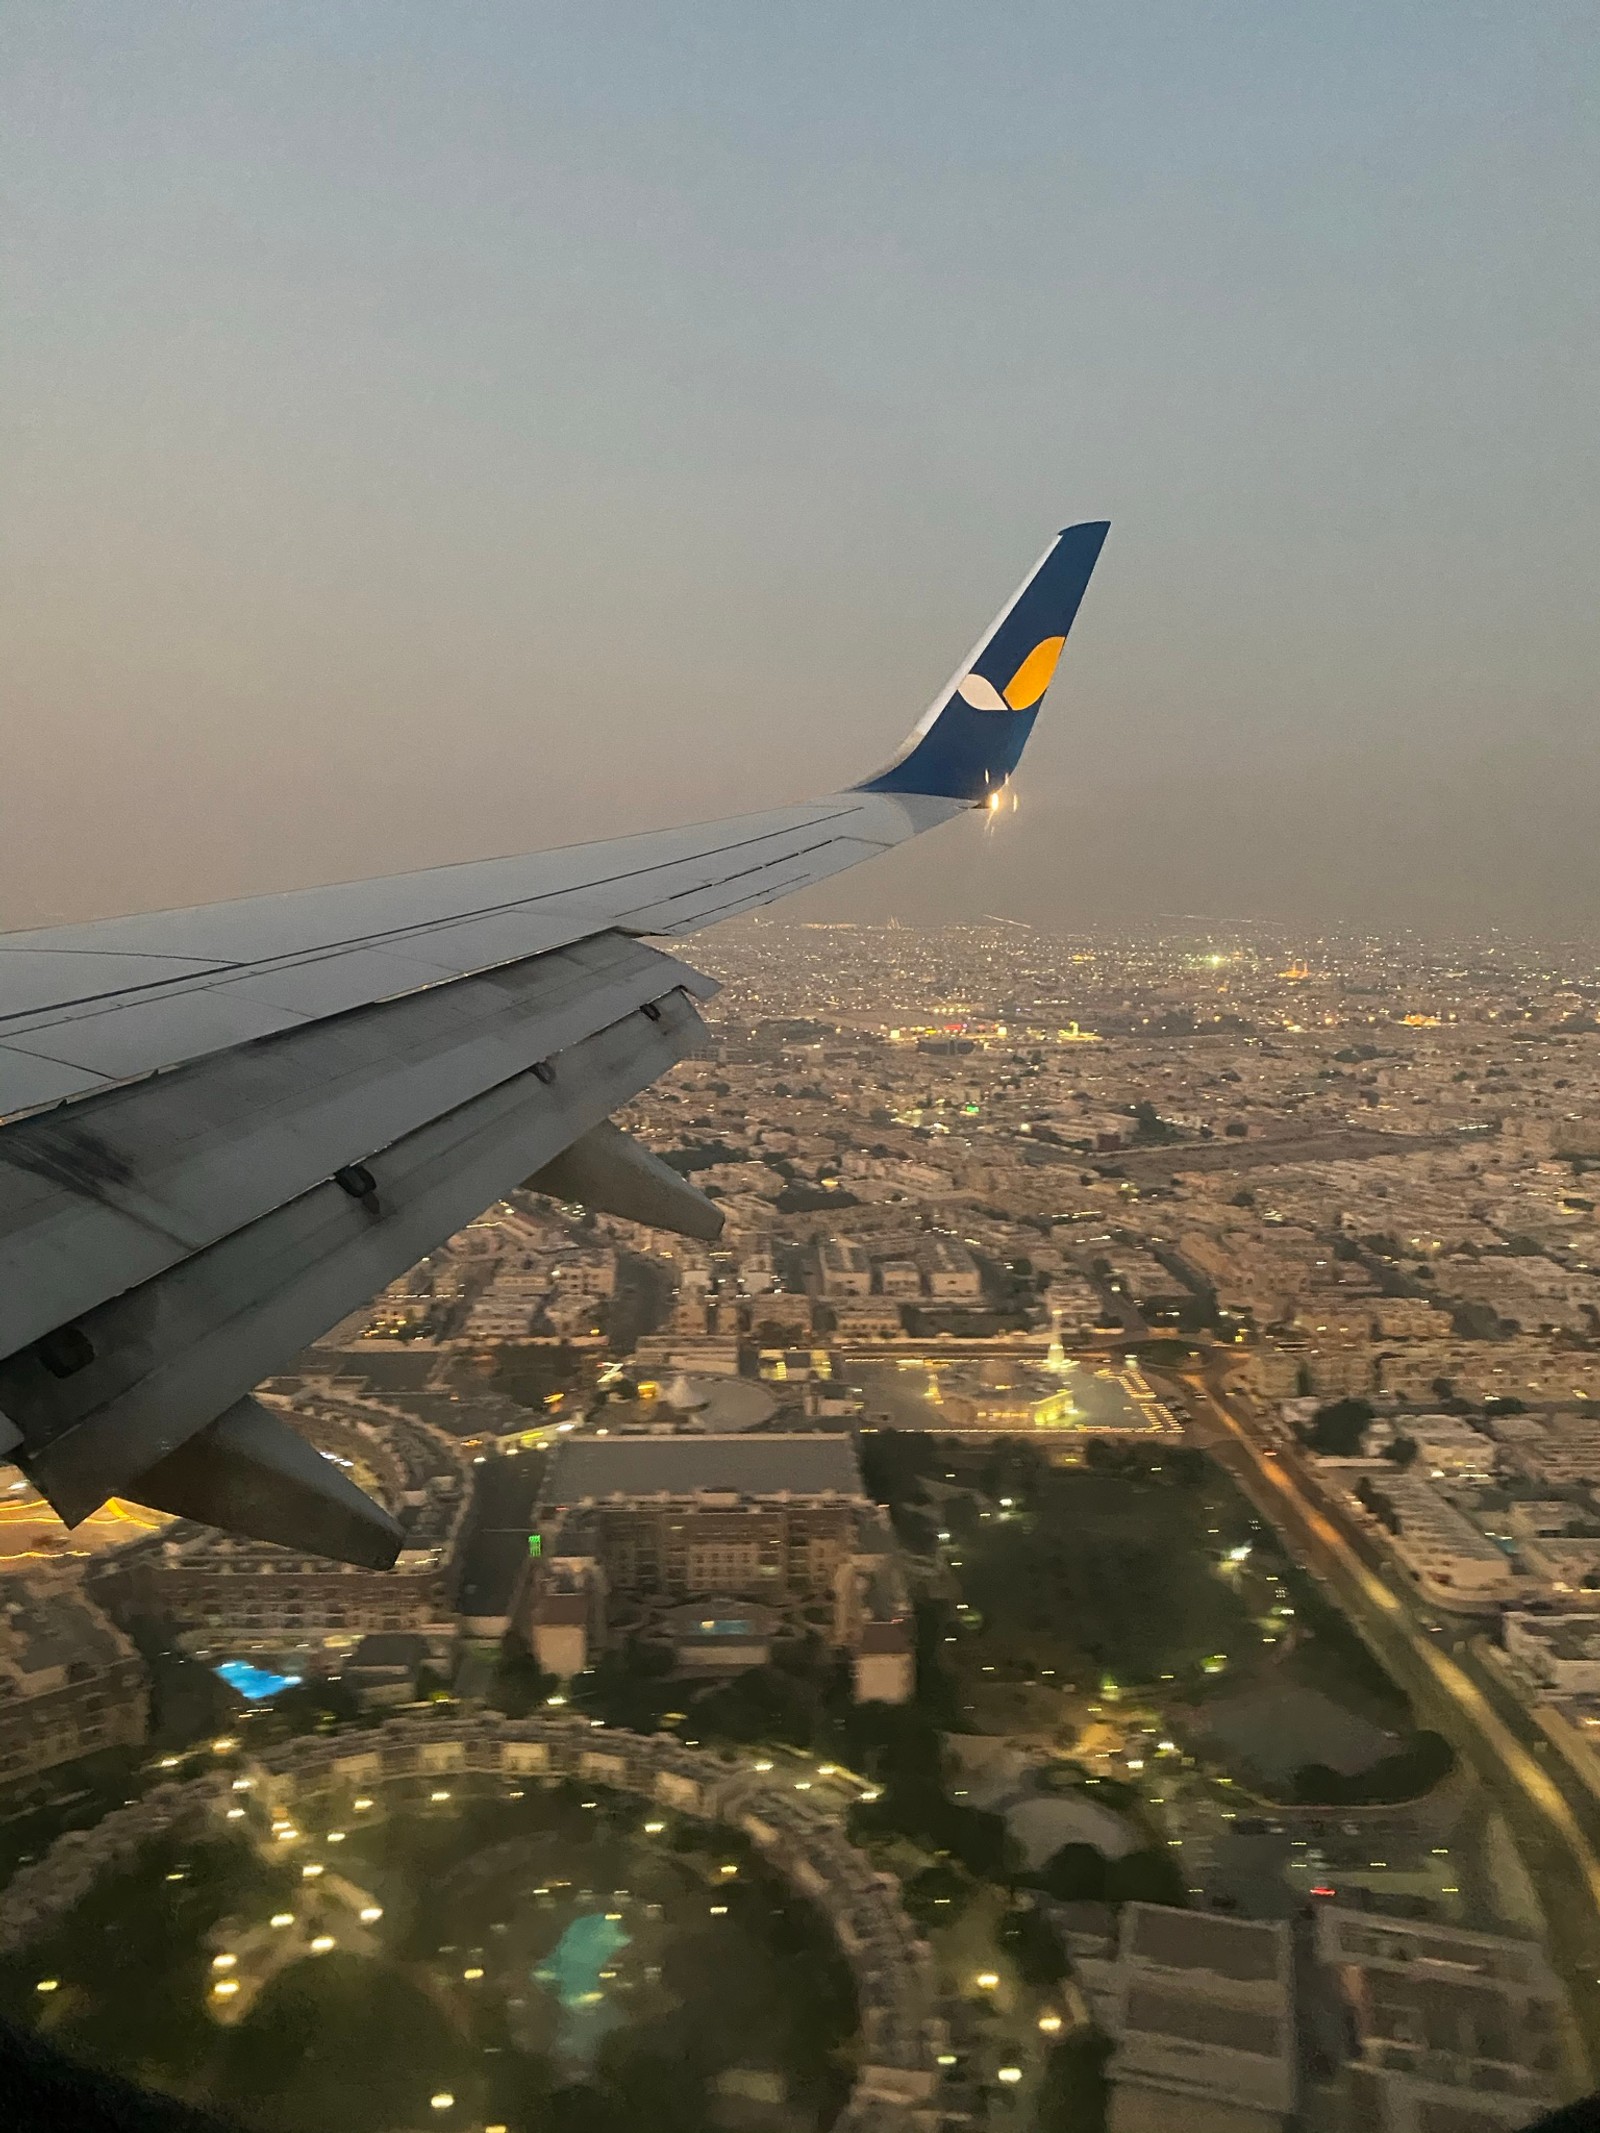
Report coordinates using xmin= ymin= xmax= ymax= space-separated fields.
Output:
xmin=0 ymin=1712 xmax=946 ymax=2133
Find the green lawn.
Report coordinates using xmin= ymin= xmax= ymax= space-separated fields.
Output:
xmin=952 ymin=1457 xmax=1262 ymax=1688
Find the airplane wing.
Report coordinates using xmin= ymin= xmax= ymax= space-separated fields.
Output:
xmin=0 ymin=520 xmax=1108 ymax=1564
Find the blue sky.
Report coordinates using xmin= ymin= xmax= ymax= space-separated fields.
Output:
xmin=3 ymin=3 xmax=1596 ymax=931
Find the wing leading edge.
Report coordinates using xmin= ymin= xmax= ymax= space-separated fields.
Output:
xmin=0 ymin=522 xmax=1107 ymax=1561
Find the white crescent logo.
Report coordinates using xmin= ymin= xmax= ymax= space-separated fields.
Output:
xmin=956 ymin=673 xmax=1008 ymax=711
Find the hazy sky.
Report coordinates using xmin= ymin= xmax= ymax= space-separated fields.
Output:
xmin=3 ymin=3 xmax=1596 ymax=938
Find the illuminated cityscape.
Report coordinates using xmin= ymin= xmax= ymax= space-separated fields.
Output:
xmin=7 ymin=919 xmax=1600 ymax=2126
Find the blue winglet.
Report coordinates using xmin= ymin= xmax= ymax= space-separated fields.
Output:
xmin=857 ymin=520 xmax=1109 ymax=801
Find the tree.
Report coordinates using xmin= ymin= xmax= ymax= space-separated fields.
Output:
xmin=1290 ymin=1729 xmax=1453 ymax=1805
xmin=902 ymin=1861 xmax=973 ymax=1930
xmin=488 ymin=1641 xmax=554 ymax=1718
xmin=1302 ymin=1398 xmax=1374 ymax=1457
xmin=692 ymin=1664 xmax=817 ymax=1748
xmin=1037 ymin=1842 xmax=1108 ymax=1902
xmin=1384 ymin=1435 xmax=1419 ymax=1468
xmin=1034 ymin=2036 xmax=1113 ymax=2133
xmin=998 ymin=1900 xmax=1068 ymax=1986
xmin=859 ymin=1430 xmax=940 ymax=1508
xmin=1130 ymin=1101 xmax=1179 ymax=1145
xmin=1106 ymin=1847 xmax=1189 ymax=1908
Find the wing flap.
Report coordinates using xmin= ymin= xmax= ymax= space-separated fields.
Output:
xmin=3 ymin=984 xmax=710 ymax=1524
xmin=0 ymin=930 xmax=711 ymax=1360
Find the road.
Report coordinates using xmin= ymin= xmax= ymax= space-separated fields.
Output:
xmin=453 ymin=1448 xmax=546 ymax=1625
xmin=0 ymin=1483 xmax=168 ymax=1562
xmin=1097 ymin=1126 xmax=1470 ymax=1186
xmin=1170 ymin=1363 xmax=1600 ymax=2082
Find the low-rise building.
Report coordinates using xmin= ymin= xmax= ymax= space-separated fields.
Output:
xmin=1315 ymin=1905 xmax=1567 ymax=2128
xmin=917 ymin=1236 xmax=982 ymax=1301
xmin=1367 ymin=1473 xmax=1516 ymax=1606
xmin=1517 ymin=1533 xmax=1600 ymax=1595
xmin=1503 ymin=1611 xmax=1600 ymax=1694
xmin=817 ymin=1236 xmax=873 ymax=1298
xmin=0 ymin=1577 xmax=148 ymax=1790
xmin=551 ymin=1249 xmax=618 ymax=1300
xmin=526 ymin=1434 xmax=913 ymax=1701
xmin=463 ymin=1268 xmax=550 ymax=1342
xmin=1406 ymin=1415 xmax=1498 ymax=1481
xmin=1105 ymin=1904 xmax=1294 ymax=2133
xmin=832 ymin=1299 xmax=908 ymax=1341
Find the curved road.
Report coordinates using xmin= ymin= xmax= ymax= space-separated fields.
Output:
xmin=1169 ymin=1363 xmax=1600 ymax=2085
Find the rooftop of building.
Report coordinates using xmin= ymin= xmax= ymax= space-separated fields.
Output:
xmin=1121 ymin=1902 xmax=1291 ymax=1986
xmin=1505 ymin=1611 xmax=1600 ymax=1659
xmin=1315 ymin=1906 xmax=1562 ymax=1996
xmin=1346 ymin=2063 xmax=1559 ymax=2132
xmin=0 ymin=1578 xmax=136 ymax=1695
xmin=540 ymin=1432 xmax=865 ymax=1507
xmin=1122 ymin=1980 xmax=1285 ymax=2059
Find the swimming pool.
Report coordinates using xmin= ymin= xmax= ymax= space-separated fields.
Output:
xmin=213 ymin=1659 xmax=302 ymax=1703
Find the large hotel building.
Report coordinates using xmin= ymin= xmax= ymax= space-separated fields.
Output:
xmin=527 ymin=1433 xmax=915 ymax=1702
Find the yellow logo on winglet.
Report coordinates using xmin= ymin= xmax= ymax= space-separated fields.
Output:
xmin=1002 ymin=635 xmax=1066 ymax=709
xmin=955 ymin=635 xmax=1067 ymax=712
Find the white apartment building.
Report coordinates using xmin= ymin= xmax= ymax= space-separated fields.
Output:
xmin=1503 ymin=1612 xmax=1600 ymax=1695
xmin=1315 ymin=1906 xmax=1565 ymax=2130
xmin=1372 ymin=1298 xmax=1455 ymax=1340
xmin=1371 ymin=1472 xmax=1515 ymax=1604
xmin=550 ymin=1249 xmax=618 ymax=1301
xmin=1106 ymin=1905 xmax=1294 ymax=2133
xmin=1407 ymin=1415 xmax=1498 ymax=1480
xmin=1516 ymin=1534 xmax=1600 ymax=1594
xmin=917 ymin=1237 xmax=982 ymax=1301
xmin=0 ymin=1578 xmax=148 ymax=1788
xmin=876 ymin=1258 xmax=925 ymax=1299
xmin=464 ymin=1268 xmax=549 ymax=1342
xmin=817 ymin=1236 xmax=873 ymax=1298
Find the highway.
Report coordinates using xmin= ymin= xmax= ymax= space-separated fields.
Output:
xmin=1169 ymin=1363 xmax=1600 ymax=2083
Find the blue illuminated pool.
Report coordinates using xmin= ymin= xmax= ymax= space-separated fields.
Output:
xmin=213 ymin=1659 xmax=302 ymax=1703
xmin=535 ymin=1908 xmax=632 ymax=2063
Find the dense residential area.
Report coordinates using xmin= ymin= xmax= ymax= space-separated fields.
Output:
xmin=8 ymin=919 xmax=1600 ymax=2130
